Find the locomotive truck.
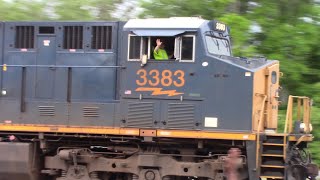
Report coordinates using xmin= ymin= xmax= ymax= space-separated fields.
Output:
xmin=0 ymin=17 xmax=317 ymax=180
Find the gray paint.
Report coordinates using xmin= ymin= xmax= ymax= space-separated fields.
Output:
xmin=0 ymin=22 xmax=4 ymax=94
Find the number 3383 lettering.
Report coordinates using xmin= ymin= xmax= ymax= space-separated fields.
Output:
xmin=136 ymin=69 xmax=185 ymax=87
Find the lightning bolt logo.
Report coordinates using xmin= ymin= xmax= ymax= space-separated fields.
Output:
xmin=136 ymin=87 xmax=184 ymax=97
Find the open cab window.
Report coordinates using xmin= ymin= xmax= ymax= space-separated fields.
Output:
xmin=128 ymin=34 xmax=195 ymax=62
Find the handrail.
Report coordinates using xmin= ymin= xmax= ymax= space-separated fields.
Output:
xmin=284 ymin=95 xmax=311 ymax=134
xmin=255 ymin=94 xmax=267 ymax=169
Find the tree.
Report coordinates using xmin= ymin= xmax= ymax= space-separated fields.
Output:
xmin=0 ymin=0 xmax=48 ymax=20
xmin=92 ymin=0 xmax=123 ymax=20
xmin=53 ymin=0 xmax=95 ymax=20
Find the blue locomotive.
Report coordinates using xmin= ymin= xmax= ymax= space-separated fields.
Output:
xmin=0 ymin=17 xmax=317 ymax=180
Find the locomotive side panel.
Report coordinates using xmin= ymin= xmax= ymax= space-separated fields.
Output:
xmin=0 ymin=22 xmax=120 ymax=127
xmin=201 ymin=59 xmax=254 ymax=131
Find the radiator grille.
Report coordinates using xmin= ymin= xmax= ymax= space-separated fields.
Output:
xmin=38 ymin=106 xmax=55 ymax=116
xmin=167 ymin=103 xmax=195 ymax=129
xmin=127 ymin=102 xmax=154 ymax=128
xmin=63 ymin=26 xmax=83 ymax=49
xmin=83 ymin=107 xmax=100 ymax=117
xmin=15 ymin=26 xmax=34 ymax=49
xmin=91 ymin=26 xmax=112 ymax=49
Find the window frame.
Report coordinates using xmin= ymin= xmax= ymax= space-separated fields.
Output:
xmin=179 ymin=35 xmax=196 ymax=62
xmin=204 ymin=35 xmax=231 ymax=56
xmin=127 ymin=34 xmax=151 ymax=61
xmin=127 ymin=34 xmax=196 ymax=62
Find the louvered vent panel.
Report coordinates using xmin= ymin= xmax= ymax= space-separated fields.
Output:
xmin=91 ymin=26 xmax=112 ymax=49
xmin=63 ymin=26 xmax=83 ymax=49
xmin=15 ymin=26 xmax=34 ymax=49
xmin=127 ymin=102 xmax=154 ymax=128
xmin=83 ymin=107 xmax=100 ymax=117
xmin=167 ymin=103 xmax=195 ymax=129
xmin=38 ymin=106 xmax=55 ymax=116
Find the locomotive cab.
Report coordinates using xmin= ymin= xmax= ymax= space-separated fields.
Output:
xmin=120 ymin=17 xmax=277 ymax=132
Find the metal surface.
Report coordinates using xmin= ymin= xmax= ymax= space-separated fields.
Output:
xmin=0 ymin=142 xmax=40 ymax=180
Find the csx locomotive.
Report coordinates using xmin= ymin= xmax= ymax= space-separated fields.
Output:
xmin=0 ymin=17 xmax=317 ymax=180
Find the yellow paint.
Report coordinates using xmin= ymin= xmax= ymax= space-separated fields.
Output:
xmin=157 ymin=130 xmax=256 ymax=140
xmin=0 ymin=124 xmax=139 ymax=136
xmin=289 ymin=135 xmax=313 ymax=142
xmin=2 ymin=64 xmax=7 ymax=71
xmin=0 ymin=124 xmax=313 ymax=143
xmin=260 ymin=176 xmax=284 ymax=180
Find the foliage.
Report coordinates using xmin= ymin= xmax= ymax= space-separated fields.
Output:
xmin=139 ymin=0 xmax=235 ymax=19
xmin=0 ymin=0 xmax=48 ymax=20
xmin=0 ymin=0 xmax=124 ymax=21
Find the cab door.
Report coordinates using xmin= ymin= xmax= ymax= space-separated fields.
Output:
xmin=265 ymin=63 xmax=280 ymax=129
xmin=35 ymin=35 xmax=56 ymax=99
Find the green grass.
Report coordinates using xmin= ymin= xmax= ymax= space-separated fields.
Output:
xmin=278 ymin=106 xmax=320 ymax=165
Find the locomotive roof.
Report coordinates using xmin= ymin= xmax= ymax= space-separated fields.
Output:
xmin=124 ymin=17 xmax=206 ymax=30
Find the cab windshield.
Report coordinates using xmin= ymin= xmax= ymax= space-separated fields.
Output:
xmin=205 ymin=35 xmax=231 ymax=56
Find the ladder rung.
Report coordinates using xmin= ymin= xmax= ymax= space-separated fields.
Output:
xmin=265 ymin=133 xmax=287 ymax=137
xmin=261 ymin=165 xmax=285 ymax=168
xmin=262 ymin=143 xmax=285 ymax=146
xmin=260 ymin=176 xmax=284 ymax=179
xmin=262 ymin=154 xmax=284 ymax=157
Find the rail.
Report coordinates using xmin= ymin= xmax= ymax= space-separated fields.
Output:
xmin=284 ymin=95 xmax=311 ymax=134
xmin=255 ymin=93 xmax=267 ymax=169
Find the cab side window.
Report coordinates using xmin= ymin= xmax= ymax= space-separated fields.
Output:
xmin=181 ymin=36 xmax=194 ymax=61
xmin=128 ymin=36 xmax=141 ymax=60
xmin=128 ymin=35 xmax=148 ymax=60
xmin=128 ymin=34 xmax=195 ymax=62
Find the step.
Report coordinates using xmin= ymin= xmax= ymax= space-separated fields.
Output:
xmin=261 ymin=165 xmax=285 ymax=168
xmin=263 ymin=135 xmax=285 ymax=144
xmin=262 ymin=154 xmax=284 ymax=157
xmin=260 ymin=176 xmax=284 ymax=179
xmin=262 ymin=146 xmax=284 ymax=155
xmin=265 ymin=133 xmax=287 ymax=137
xmin=262 ymin=143 xmax=285 ymax=146
xmin=261 ymin=157 xmax=285 ymax=166
xmin=261 ymin=167 xmax=284 ymax=177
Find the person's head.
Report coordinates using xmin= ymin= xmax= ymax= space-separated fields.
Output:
xmin=160 ymin=43 xmax=165 ymax=49
xmin=156 ymin=38 xmax=165 ymax=49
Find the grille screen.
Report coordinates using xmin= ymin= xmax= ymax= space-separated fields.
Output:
xmin=63 ymin=26 xmax=83 ymax=49
xmin=127 ymin=102 xmax=154 ymax=128
xmin=167 ymin=103 xmax=195 ymax=129
xmin=83 ymin=107 xmax=100 ymax=117
xmin=91 ymin=26 xmax=112 ymax=49
xmin=15 ymin=26 xmax=34 ymax=49
xmin=38 ymin=106 xmax=55 ymax=116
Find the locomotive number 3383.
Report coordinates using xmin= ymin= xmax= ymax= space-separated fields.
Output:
xmin=136 ymin=69 xmax=185 ymax=87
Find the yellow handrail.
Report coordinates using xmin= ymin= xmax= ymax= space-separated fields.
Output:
xmin=284 ymin=96 xmax=311 ymax=134
xmin=255 ymin=94 xmax=267 ymax=169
